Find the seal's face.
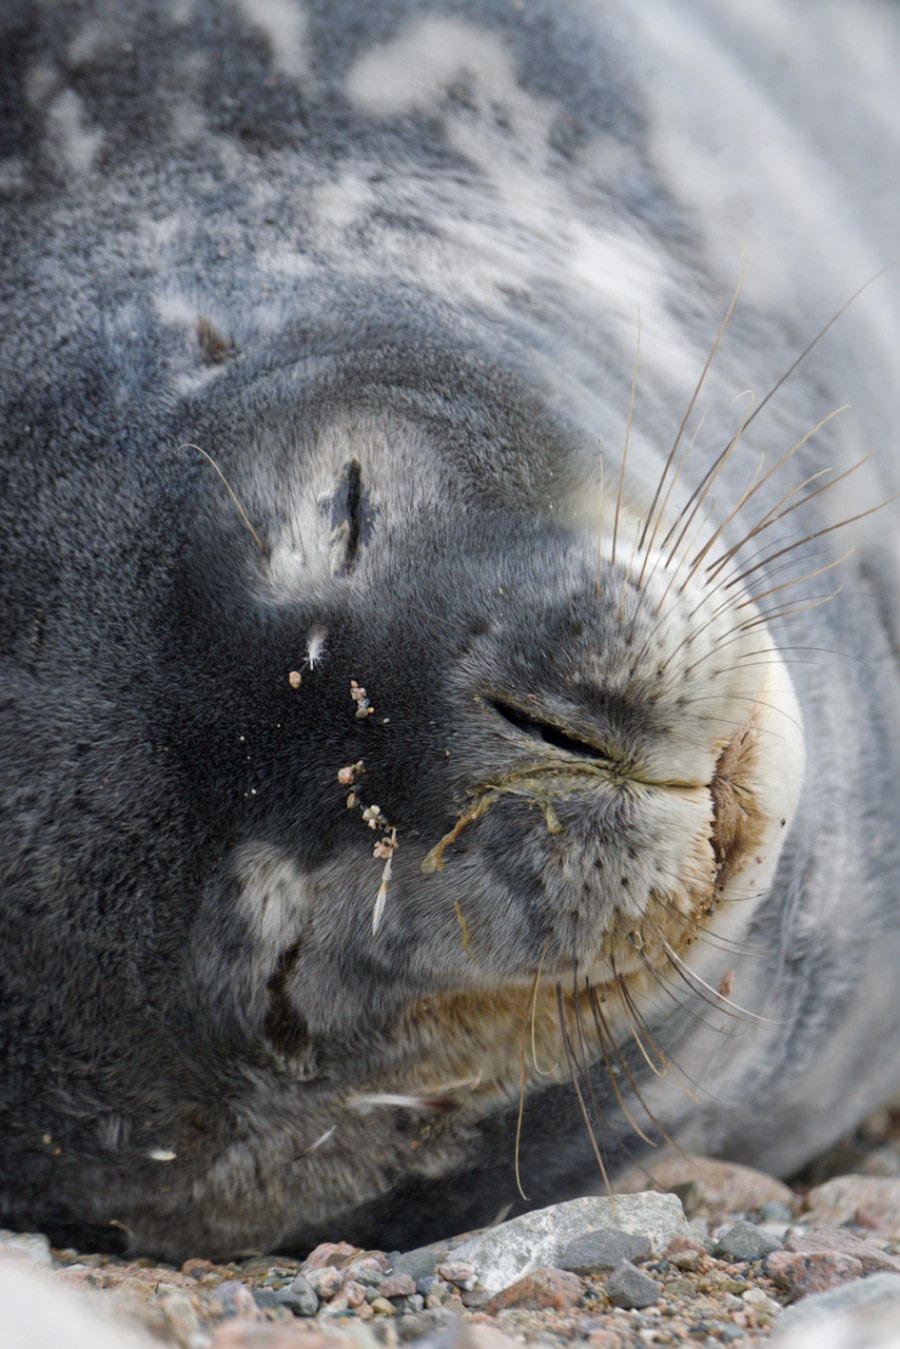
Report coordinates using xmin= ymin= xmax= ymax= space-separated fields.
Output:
xmin=219 ymin=399 xmax=804 ymax=1139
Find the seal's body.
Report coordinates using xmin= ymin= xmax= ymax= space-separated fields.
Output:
xmin=1 ymin=1 xmax=898 ymax=1259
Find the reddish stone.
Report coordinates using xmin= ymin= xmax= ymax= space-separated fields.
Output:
xmin=663 ymin=1235 xmax=709 ymax=1271
xmin=328 ymin=1279 xmax=366 ymax=1310
xmin=181 ymin=1257 xmax=215 ymax=1276
xmin=766 ymin=1249 xmax=863 ymax=1299
xmin=301 ymin=1242 xmax=360 ymax=1270
xmin=615 ymin=1152 xmax=793 ymax=1217
xmin=436 ymin=1261 xmax=478 ymax=1290
xmin=784 ymin=1226 xmax=900 ymax=1274
xmin=303 ymin=1267 xmax=343 ymax=1300
xmin=484 ymin=1266 xmax=582 ymax=1314
xmin=343 ymin=1254 xmax=388 ymax=1283
xmin=802 ymin=1177 xmax=900 ymax=1231
xmin=378 ymin=1272 xmax=416 ymax=1297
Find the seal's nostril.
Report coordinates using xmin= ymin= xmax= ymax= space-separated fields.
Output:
xmin=484 ymin=695 xmax=602 ymax=759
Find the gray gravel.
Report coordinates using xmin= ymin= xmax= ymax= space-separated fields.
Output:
xmin=558 ymin=1228 xmax=653 ymax=1274
xmin=714 ymin=1220 xmax=784 ymax=1261
xmin=604 ymin=1261 xmax=661 ymax=1309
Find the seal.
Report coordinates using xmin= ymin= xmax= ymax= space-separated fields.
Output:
xmin=1 ymin=0 xmax=898 ymax=1260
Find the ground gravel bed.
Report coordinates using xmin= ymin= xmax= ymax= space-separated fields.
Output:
xmin=3 ymin=1101 xmax=899 ymax=1348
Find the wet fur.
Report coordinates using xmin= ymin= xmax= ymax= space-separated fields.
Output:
xmin=1 ymin=0 xmax=899 ymax=1259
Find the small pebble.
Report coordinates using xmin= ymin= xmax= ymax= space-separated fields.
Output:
xmin=287 ymin=1274 xmax=319 ymax=1315
xmin=668 ymin=1248 xmax=701 ymax=1272
xmin=756 ymin=1201 xmax=793 ymax=1223
xmin=329 ymin=1278 xmax=366 ymax=1311
xmin=713 ymin=1221 xmax=782 ymax=1262
xmin=273 ymin=1287 xmax=306 ymax=1315
xmin=484 ymin=1267 xmax=582 ymax=1314
xmin=212 ymin=1280 xmax=259 ymax=1318
xmin=302 ymin=1241 xmax=359 ymax=1269
xmin=389 ymin=1246 xmax=441 ymax=1283
xmin=604 ymin=1261 xmax=660 ymax=1310
xmin=305 ymin=1265 xmax=343 ymax=1299
xmin=741 ymin=1285 xmax=780 ymax=1314
xmin=251 ymin=1288 xmax=279 ymax=1310
xmin=436 ymin=1261 xmax=478 ymax=1290
xmin=379 ymin=1272 xmax=417 ymax=1297
xmin=345 ymin=1254 xmax=388 ymax=1285
xmin=766 ymin=1248 xmax=864 ymax=1298
xmin=558 ymin=1228 xmax=652 ymax=1274
xmin=664 ymin=1276 xmax=695 ymax=1297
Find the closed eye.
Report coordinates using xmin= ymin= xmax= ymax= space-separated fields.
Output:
xmin=329 ymin=458 xmax=373 ymax=575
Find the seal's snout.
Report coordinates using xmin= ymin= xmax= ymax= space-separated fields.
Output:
xmin=416 ymin=533 xmax=806 ymax=987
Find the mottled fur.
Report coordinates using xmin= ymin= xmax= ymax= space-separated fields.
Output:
xmin=1 ymin=0 xmax=898 ymax=1259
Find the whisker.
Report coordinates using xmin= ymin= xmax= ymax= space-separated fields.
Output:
xmin=556 ymin=982 xmax=611 ymax=1188
xmin=529 ymin=944 xmax=559 ymax=1077
xmin=182 ymin=442 xmax=267 ymax=555
xmin=649 ymin=889 xmax=772 ymax=958
xmin=679 ymin=589 xmax=843 ymax=675
xmin=632 ymin=946 xmax=751 ymax=1044
xmin=718 ymin=494 xmax=894 ymax=596
xmin=611 ymin=309 xmax=641 ymax=570
xmin=660 ymin=398 xmax=757 ymax=593
xmin=657 ymin=936 xmax=781 ymax=1026
xmin=586 ymin=986 xmax=658 ymax=1146
xmin=514 ymin=1039 xmax=529 ymax=1202
xmin=638 ymin=263 xmax=746 ymax=559
xmin=688 ymin=406 xmax=851 ymax=588
xmin=706 ymin=451 xmax=868 ymax=584
xmin=588 ymin=985 xmax=681 ymax=1137
xmin=732 ymin=548 xmax=854 ymax=609
xmin=610 ymin=959 xmax=667 ymax=1077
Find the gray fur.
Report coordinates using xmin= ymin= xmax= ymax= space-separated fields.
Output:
xmin=1 ymin=0 xmax=898 ymax=1259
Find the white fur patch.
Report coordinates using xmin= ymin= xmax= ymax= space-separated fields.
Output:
xmin=235 ymin=0 xmax=308 ymax=79
xmin=309 ymin=173 xmax=378 ymax=236
xmin=233 ymin=843 xmax=316 ymax=972
xmin=44 ymin=89 xmax=104 ymax=175
xmin=348 ymin=18 xmax=520 ymax=119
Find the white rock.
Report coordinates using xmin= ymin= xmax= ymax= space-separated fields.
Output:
xmin=772 ymin=1273 xmax=900 ymax=1348
xmin=453 ymin=1193 xmax=693 ymax=1295
xmin=0 ymin=1257 xmax=156 ymax=1349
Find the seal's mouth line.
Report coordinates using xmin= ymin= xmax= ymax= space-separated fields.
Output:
xmin=422 ymin=715 xmax=760 ymax=875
